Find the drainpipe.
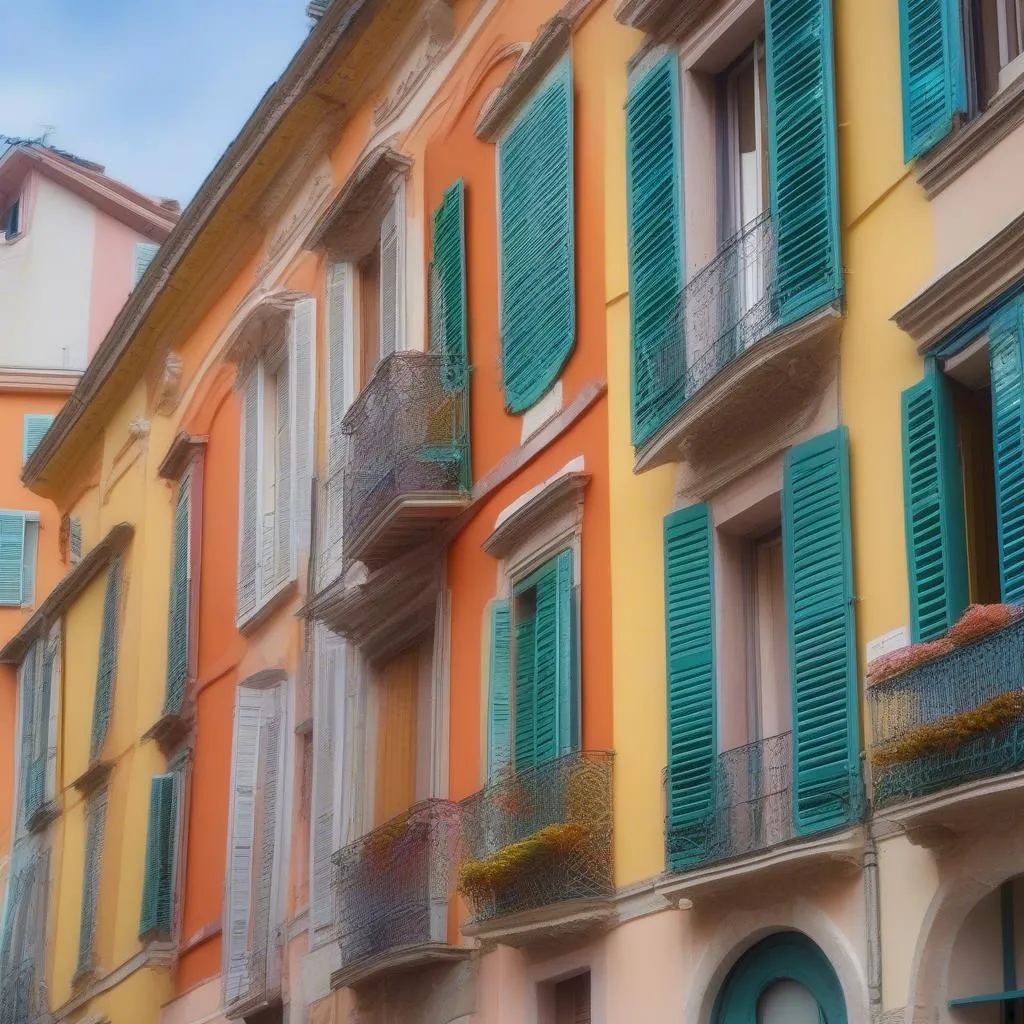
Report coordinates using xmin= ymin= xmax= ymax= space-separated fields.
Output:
xmin=865 ymin=770 xmax=883 ymax=1021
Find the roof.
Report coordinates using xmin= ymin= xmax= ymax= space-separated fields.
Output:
xmin=22 ymin=0 xmax=423 ymax=499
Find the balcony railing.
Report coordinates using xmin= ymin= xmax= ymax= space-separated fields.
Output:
xmin=868 ymin=618 xmax=1024 ymax=808
xmin=334 ymin=799 xmax=460 ymax=972
xmin=458 ymin=751 xmax=613 ymax=925
xmin=342 ymin=351 xmax=470 ymax=570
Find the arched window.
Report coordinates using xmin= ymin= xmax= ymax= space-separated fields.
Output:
xmin=714 ymin=932 xmax=847 ymax=1024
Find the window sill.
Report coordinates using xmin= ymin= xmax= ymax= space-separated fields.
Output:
xmin=916 ymin=71 xmax=1024 ymax=199
xmin=143 ymin=703 xmax=195 ymax=757
xmin=236 ymin=578 xmax=297 ymax=636
xmin=71 ymin=759 xmax=114 ymax=796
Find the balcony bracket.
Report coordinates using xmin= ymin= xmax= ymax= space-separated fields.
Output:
xmin=462 ymin=897 xmax=616 ymax=950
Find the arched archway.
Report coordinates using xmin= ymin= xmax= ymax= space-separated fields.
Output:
xmin=713 ymin=932 xmax=848 ymax=1024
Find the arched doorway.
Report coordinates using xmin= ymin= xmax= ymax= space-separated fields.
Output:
xmin=713 ymin=932 xmax=848 ymax=1024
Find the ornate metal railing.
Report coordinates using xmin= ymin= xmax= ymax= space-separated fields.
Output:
xmin=342 ymin=351 xmax=470 ymax=562
xmin=868 ymin=619 xmax=1024 ymax=807
xmin=458 ymin=751 xmax=614 ymax=925
xmin=334 ymin=799 xmax=459 ymax=968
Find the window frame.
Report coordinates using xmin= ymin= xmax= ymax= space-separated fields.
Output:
xmin=3 ymin=196 xmax=21 ymax=241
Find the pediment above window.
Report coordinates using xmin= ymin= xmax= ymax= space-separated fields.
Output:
xmin=614 ymin=0 xmax=717 ymax=39
xmin=223 ymin=288 xmax=309 ymax=369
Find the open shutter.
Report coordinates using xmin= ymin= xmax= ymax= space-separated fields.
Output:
xmin=322 ymin=264 xmax=349 ymax=587
xmin=784 ymin=427 xmax=859 ymax=835
xmin=237 ymin=371 xmax=261 ymax=622
xmin=499 ymin=57 xmax=575 ymax=414
xmin=77 ymin=788 xmax=108 ymax=973
xmin=380 ymin=195 xmax=401 ymax=359
xmin=17 ymin=642 xmax=37 ymax=826
xmin=140 ymin=773 xmax=178 ymax=937
xmin=626 ymin=55 xmax=684 ymax=445
xmin=554 ymin=550 xmax=576 ymax=755
xmin=901 ymin=372 xmax=968 ymax=641
xmin=90 ymin=558 xmax=122 ymax=760
xmin=898 ymin=0 xmax=966 ymax=160
xmin=990 ymin=300 xmax=1024 ymax=603
xmin=22 ymin=414 xmax=54 ymax=464
xmin=0 ymin=512 xmax=26 ymax=606
xmin=663 ymin=504 xmax=716 ymax=869
xmin=514 ymin=609 xmax=537 ymax=770
xmin=311 ymin=628 xmax=345 ymax=944
xmin=766 ymin=0 xmax=842 ymax=325
xmin=430 ymin=180 xmax=469 ymax=391
xmin=274 ymin=351 xmax=292 ymax=588
xmin=290 ymin=297 xmax=316 ymax=571
xmin=44 ymin=623 xmax=60 ymax=803
xmin=165 ymin=476 xmax=191 ymax=713
xmin=532 ymin=563 xmax=561 ymax=765
xmin=487 ymin=599 xmax=512 ymax=777
xmin=133 ymin=242 xmax=160 ymax=287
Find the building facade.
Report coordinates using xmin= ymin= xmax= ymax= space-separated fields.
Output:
xmin=6 ymin=0 xmax=1024 ymax=1022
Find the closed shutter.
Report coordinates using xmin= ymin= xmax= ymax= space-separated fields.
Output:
xmin=0 ymin=512 xmax=26 ymax=606
xmin=237 ymin=371 xmax=261 ymax=622
xmin=90 ymin=558 xmax=123 ymax=760
xmin=251 ymin=698 xmax=283 ymax=989
xmin=783 ymin=427 xmax=859 ymax=835
xmin=430 ymin=179 xmax=469 ymax=391
xmin=77 ymin=787 xmax=108 ymax=974
xmin=165 ymin=475 xmax=191 ymax=713
xmin=17 ymin=642 xmax=37 ymax=827
xmin=322 ymin=264 xmax=349 ymax=586
xmin=499 ymin=57 xmax=575 ymax=414
xmin=990 ymin=300 xmax=1024 ymax=602
xmin=901 ymin=372 xmax=968 ymax=641
xmin=766 ymin=0 xmax=843 ymax=325
xmin=487 ymin=599 xmax=512 ymax=777
xmin=274 ymin=351 xmax=292 ymax=588
xmin=133 ymin=242 xmax=160 ymax=287
xmin=290 ymin=297 xmax=316 ymax=571
xmin=626 ymin=55 xmax=684 ymax=445
xmin=22 ymin=414 xmax=54 ymax=464
xmin=44 ymin=624 xmax=60 ymax=803
xmin=69 ymin=515 xmax=83 ymax=564
xmin=139 ymin=773 xmax=178 ymax=937
xmin=380 ymin=195 xmax=401 ymax=359
xmin=311 ymin=627 xmax=345 ymax=944
xmin=663 ymin=504 xmax=716 ymax=869
xmin=898 ymin=0 xmax=966 ymax=160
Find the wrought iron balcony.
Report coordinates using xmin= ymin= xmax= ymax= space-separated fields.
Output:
xmin=665 ymin=732 xmax=861 ymax=875
xmin=458 ymin=751 xmax=614 ymax=930
xmin=333 ymin=799 xmax=464 ymax=988
xmin=868 ymin=618 xmax=1024 ymax=809
xmin=342 ymin=351 xmax=470 ymax=570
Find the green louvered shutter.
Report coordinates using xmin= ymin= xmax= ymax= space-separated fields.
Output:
xmin=766 ymin=0 xmax=843 ymax=325
xmin=514 ymin=610 xmax=537 ymax=770
xmin=430 ymin=180 xmax=469 ymax=392
xmin=487 ymin=600 xmax=512 ymax=777
xmin=165 ymin=478 xmax=191 ymax=713
xmin=22 ymin=414 xmax=55 ymax=464
xmin=663 ymin=504 xmax=715 ymax=869
xmin=553 ymin=550 xmax=576 ymax=753
xmin=626 ymin=55 xmax=684 ymax=445
xmin=499 ymin=57 xmax=575 ymax=413
xmin=0 ymin=512 xmax=26 ymax=607
xmin=990 ymin=300 xmax=1024 ymax=603
xmin=784 ymin=427 xmax=859 ymax=835
xmin=90 ymin=559 xmax=123 ymax=759
xmin=78 ymin=788 xmax=108 ymax=973
xmin=898 ymin=0 xmax=966 ymax=161
xmin=140 ymin=773 xmax=178 ymax=937
xmin=901 ymin=372 xmax=968 ymax=641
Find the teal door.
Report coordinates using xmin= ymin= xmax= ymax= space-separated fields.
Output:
xmin=714 ymin=933 xmax=847 ymax=1024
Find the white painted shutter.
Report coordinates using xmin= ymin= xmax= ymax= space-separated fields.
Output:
xmin=274 ymin=351 xmax=291 ymax=589
xmin=310 ymin=626 xmax=345 ymax=943
xmin=290 ymin=297 xmax=316 ymax=577
xmin=237 ymin=371 xmax=261 ymax=622
xmin=380 ymin=194 xmax=402 ymax=358
xmin=321 ymin=264 xmax=350 ymax=588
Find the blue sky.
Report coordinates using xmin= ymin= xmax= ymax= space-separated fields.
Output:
xmin=0 ymin=1 xmax=311 ymax=204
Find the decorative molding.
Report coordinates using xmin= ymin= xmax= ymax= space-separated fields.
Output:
xmin=330 ymin=942 xmax=472 ymax=991
xmin=483 ymin=471 xmax=590 ymax=559
xmin=143 ymin=704 xmax=196 ymax=759
xmin=154 ymin=352 xmax=184 ymax=415
xmin=55 ymin=943 xmax=178 ymax=1020
xmin=0 ymin=366 xmax=81 ymax=394
xmin=916 ymin=72 xmax=1024 ymax=198
xmin=891 ymin=208 xmax=1024 ymax=352
xmin=255 ymin=168 xmax=333 ymax=280
xmin=157 ymin=432 xmax=208 ymax=481
xmin=614 ymin=0 xmax=717 ymax=39
xmin=128 ymin=417 xmax=150 ymax=439
xmin=179 ymin=918 xmax=222 ymax=957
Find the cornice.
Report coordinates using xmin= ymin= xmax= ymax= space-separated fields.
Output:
xmin=0 ymin=366 xmax=81 ymax=394
xmin=483 ymin=472 xmax=590 ymax=558
xmin=157 ymin=432 xmax=208 ymax=481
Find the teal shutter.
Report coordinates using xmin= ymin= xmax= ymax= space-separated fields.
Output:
xmin=901 ymin=372 xmax=968 ymax=641
xmin=0 ymin=512 xmax=26 ymax=606
xmin=626 ymin=55 xmax=684 ymax=445
xmin=133 ymin=242 xmax=160 ymax=287
xmin=554 ymin=550 xmax=576 ymax=753
xmin=430 ymin=179 xmax=469 ymax=392
xmin=139 ymin=773 xmax=179 ymax=937
xmin=898 ymin=0 xmax=966 ymax=161
xmin=22 ymin=414 xmax=54 ymax=464
xmin=784 ymin=427 xmax=859 ymax=835
xmin=663 ymin=504 xmax=716 ymax=869
xmin=990 ymin=300 xmax=1024 ymax=603
xmin=514 ymin=611 xmax=537 ymax=770
xmin=498 ymin=57 xmax=575 ymax=414
xmin=487 ymin=600 xmax=512 ymax=777
xmin=165 ymin=478 xmax=191 ymax=713
xmin=765 ymin=0 xmax=843 ymax=325
xmin=77 ymin=789 xmax=107 ymax=973
xmin=90 ymin=559 xmax=123 ymax=759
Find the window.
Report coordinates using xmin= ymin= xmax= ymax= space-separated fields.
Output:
xmin=0 ymin=845 xmax=50 ymax=1021
xmin=139 ymin=770 xmax=182 ymax=938
xmin=554 ymin=973 xmax=591 ymax=1024
xmin=966 ymin=0 xmax=1024 ymax=108
xmin=133 ymin=241 xmax=160 ymax=288
xmin=0 ymin=511 xmax=40 ymax=607
xmin=90 ymin=558 xmax=123 ymax=761
xmin=22 ymin=414 xmax=54 ymax=464
xmin=3 ymin=198 xmax=20 ymax=240
xmin=236 ymin=298 xmax=315 ymax=626
xmin=355 ymin=193 xmax=401 ymax=390
xmin=17 ymin=623 xmax=60 ymax=829
xmin=76 ymin=786 xmax=108 ymax=978
xmin=223 ymin=681 xmax=287 ymax=1007
xmin=165 ymin=471 xmax=195 ymax=714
